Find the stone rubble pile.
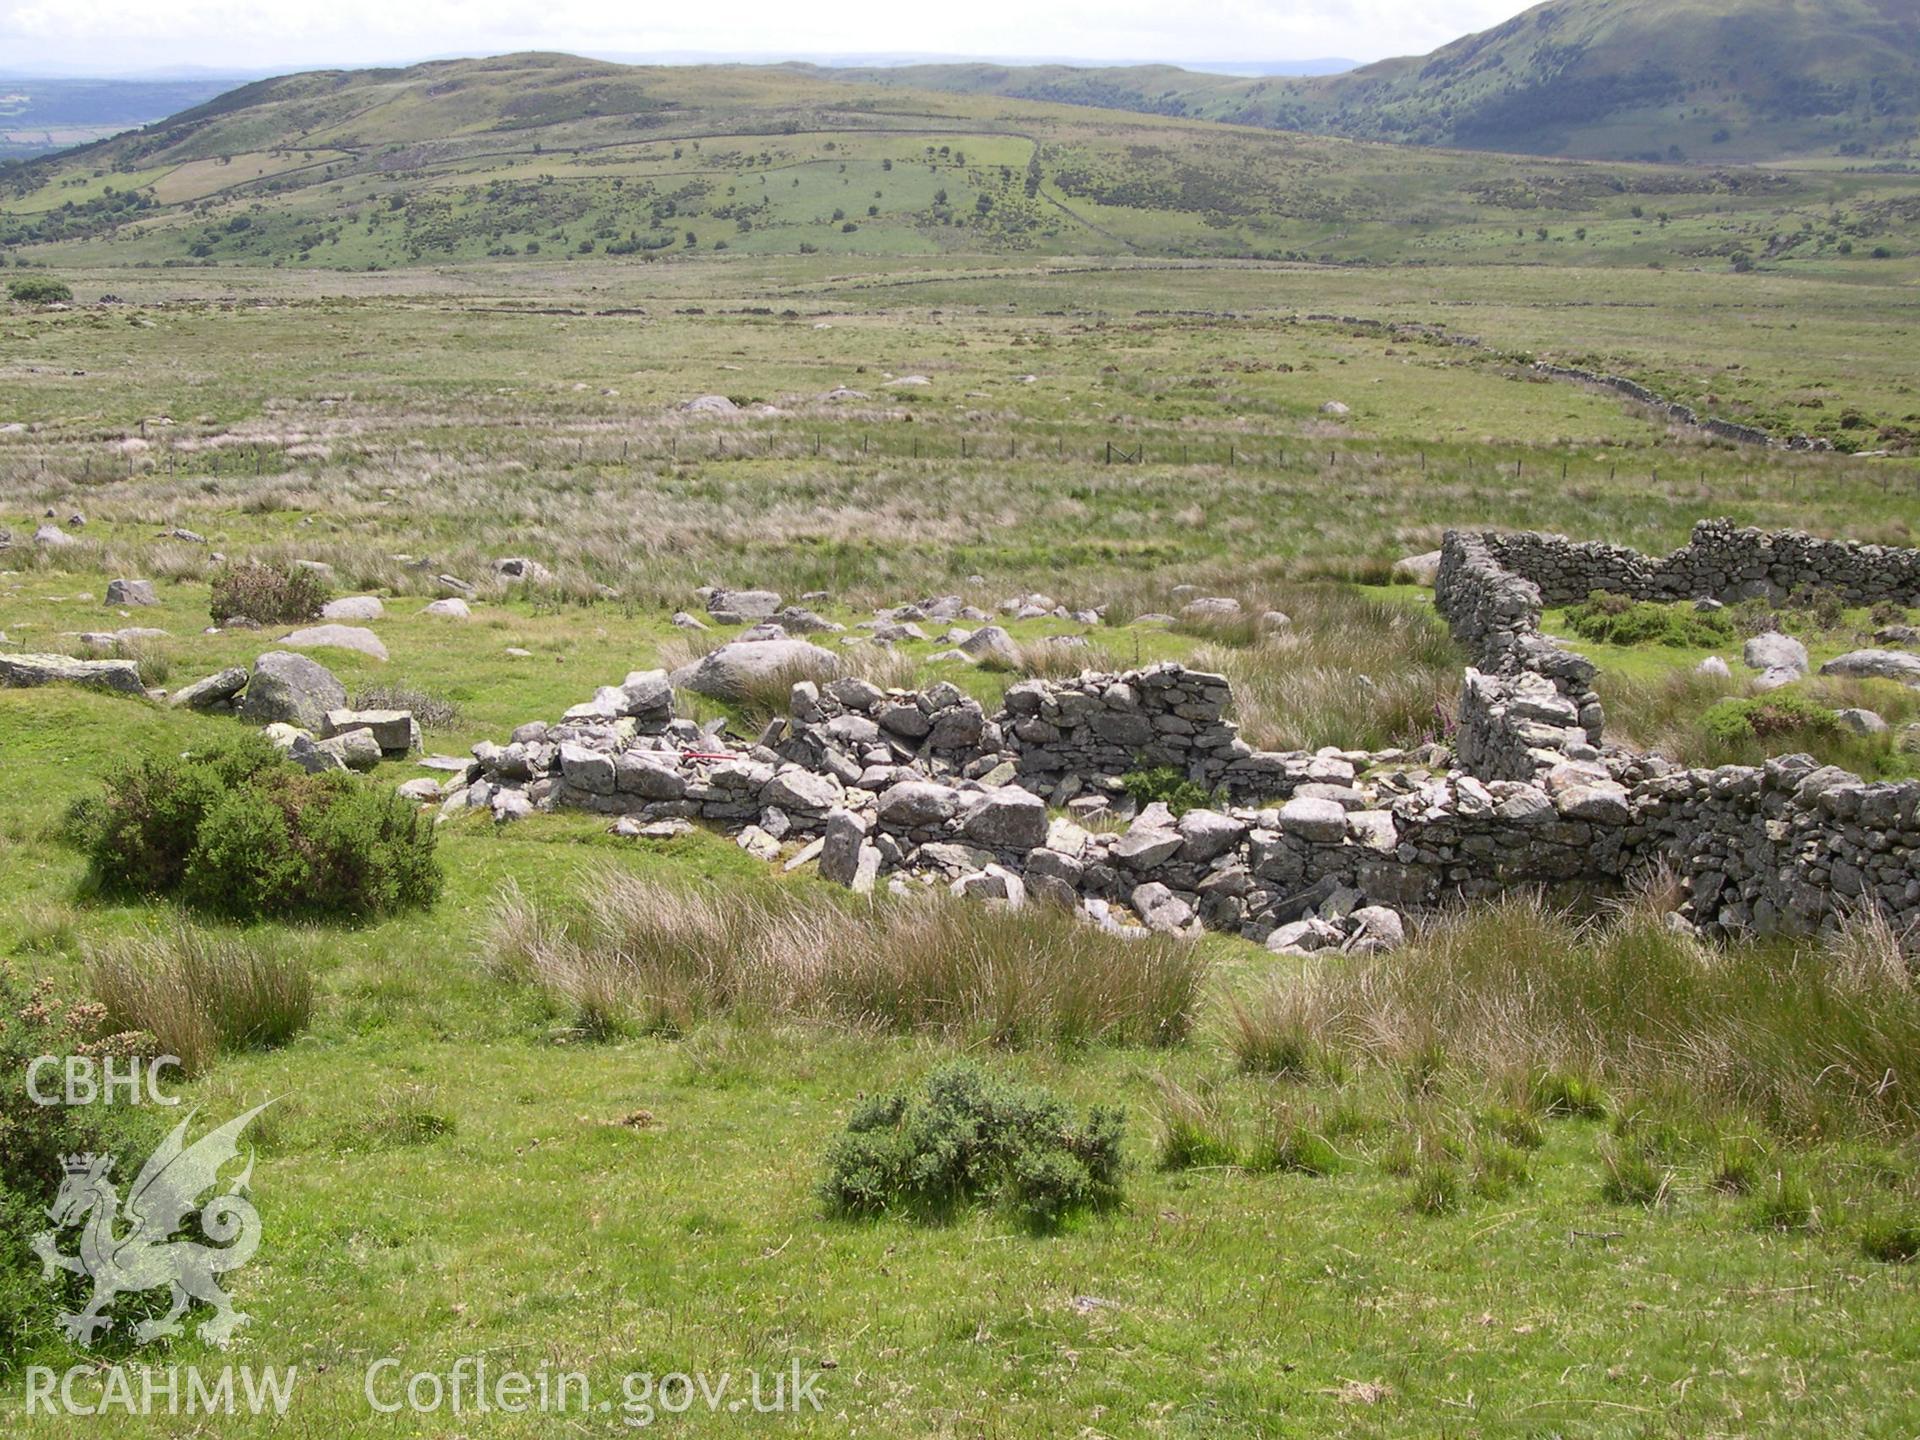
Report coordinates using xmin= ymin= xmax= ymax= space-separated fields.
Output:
xmin=10 ymin=511 xmax=1913 ymax=949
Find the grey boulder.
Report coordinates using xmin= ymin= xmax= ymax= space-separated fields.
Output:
xmin=674 ymin=639 xmax=841 ymax=702
xmin=279 ymin=624 xmax=389 ymax=662
xmin=168 ymin=666 xmax=250 ymax=709
xmin=958 ymin=786 xmax=1049 ymax=851
xmin=106 ymin=578 xmax=157 ymax=607
xmin=321 ymin=595 xmax=385 ymax=621
xmin=1743 ymin=632 xmax=1808 ymax=676
xmin=239 ymin=651 xmax=347 ymax=729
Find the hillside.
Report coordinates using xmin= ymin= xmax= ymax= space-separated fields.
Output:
xmin=1 ymin=52 xmax=1916 ymax=270
xmin=818 ymin=0 xmax=1920 ymax=162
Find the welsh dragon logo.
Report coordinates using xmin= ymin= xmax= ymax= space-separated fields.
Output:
xmin=30 ymin=1102 xmax=273 ymax=1348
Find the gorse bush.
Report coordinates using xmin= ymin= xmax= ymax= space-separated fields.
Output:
xmin=1563 ymin=591 xmax=1734 ymax=648
xmin=486 ymin=871 xmax=1205 ymax=1047
xmin=5 ymin=275 xmax=72 ymax=304
xmin=70 ymin=736 xmax=440 ymax=922
xmin=208 ymin=559 xmax=330 ymax=624
xmin=819 ymin=1061 xmax=1125 ymax=1229
xmin=1702 ymin=690 xmax=1839 ymax=745
xmin=66 ymin=734 xmax=287 ymax=897
xmin=88 ymin=926 xmax=316 ymax=1077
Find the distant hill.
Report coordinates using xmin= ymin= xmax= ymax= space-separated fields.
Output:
xmin=0 ymin=76 xmax=241 ymax=160
xmin=816 ymin=0 xmax=1920 ymax=161
xmin=2 ymin=52 xmax=1916 ymax=271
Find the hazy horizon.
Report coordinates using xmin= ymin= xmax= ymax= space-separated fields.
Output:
xmin=0 ymin=0 xmax=1530 ymax=76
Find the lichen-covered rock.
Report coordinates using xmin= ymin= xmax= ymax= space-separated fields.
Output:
xmin=1277 ymin=796 xmax=1347 ymax=844
xmin=1820 ymin=649 xmax=1920 ymax=683
xmin=321 ymin=708 xmax=416 ymax=754
xmin=1743 ymin=632 xmax=1809 ymax=675
xmin=280 ymin=624 xmax=389 ymax=662
xmin=877 ymin=780 xmax=961 ymax=830
xmin=106 ymin=578 xmax=157 ymax=607
xmin=321 ymin=596 xmax=384 ymax=621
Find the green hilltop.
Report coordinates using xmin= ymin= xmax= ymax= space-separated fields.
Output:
xmin=1 ymin=50 xmax=1916 ymax=270
xmin=818 ymin=0 xmax=1920 ymax=162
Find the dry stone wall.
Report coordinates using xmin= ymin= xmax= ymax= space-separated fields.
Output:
xmin=1436 ymin=522 xmax=1920 ymax=943
xmin=1474 ymin=518 xmax=1920 ymax=608
xmin=1529 ymin=363 xmax=1818 ymax=450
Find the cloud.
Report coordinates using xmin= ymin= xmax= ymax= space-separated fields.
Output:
xmin=0 ymin=0 xmax=1535 ymax=72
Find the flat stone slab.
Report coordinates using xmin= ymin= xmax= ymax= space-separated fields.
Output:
xmin=322 ymin=707 xmax=416 ymax=753
xmin=1819 ymin=649 xmax=1920 ymax=683
xmin=0 ymin=652 xmax=144 ymax=694
xmin=1277 ymin=796 xmax=1348 ymax=844
xmin=168 ymin=665 xmax=249 ymax=709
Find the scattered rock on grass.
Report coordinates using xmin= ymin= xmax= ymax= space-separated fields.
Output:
xmin=322 ymin=596 xmax=385 ymax=621
xmin=280 ymin=624 xmax=388 ymax=661
xmin=105 ymin=578 xmax=157 ymax=607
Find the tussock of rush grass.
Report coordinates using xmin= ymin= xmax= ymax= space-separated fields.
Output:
xmin=87 ymin=924 xmax=317 ymax=1077
xmin=1227 ymin=886 xmax=1919 ymax=1141
xmin=485 ymin=869 xmax=1208 ymax=1048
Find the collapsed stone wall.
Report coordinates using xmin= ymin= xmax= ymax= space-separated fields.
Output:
xmin=436 ymin=518 xmax=1919 ymax=953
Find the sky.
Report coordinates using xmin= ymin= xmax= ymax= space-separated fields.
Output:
xmin=0 ymin=0 xmax=1536 ymax=76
